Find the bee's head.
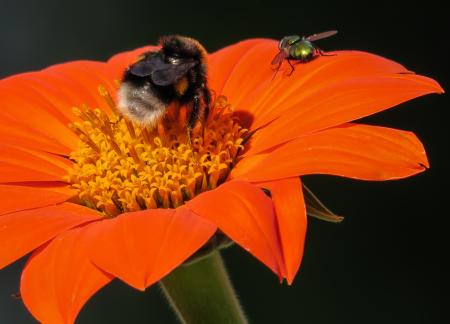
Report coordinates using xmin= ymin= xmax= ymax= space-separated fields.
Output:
xmin=159 ymin=35 xmax=207 ymax=62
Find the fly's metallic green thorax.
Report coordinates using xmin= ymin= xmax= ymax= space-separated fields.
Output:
xmin=290 ymin=40 xmax=314 ymax=61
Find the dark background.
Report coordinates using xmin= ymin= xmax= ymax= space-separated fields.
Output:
xmin=0 ymin=0 xmax=448 ymax=323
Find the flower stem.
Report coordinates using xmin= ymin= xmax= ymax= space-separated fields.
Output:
xmin=160 ymin=252 xmax=248 ymax=324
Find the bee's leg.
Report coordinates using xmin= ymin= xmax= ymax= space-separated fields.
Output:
xmin=202 ymin=86 xmax=211 ymax=123
xmin=188 ymin=95 xmax=200 ymax=130
xmin=201 ymin=86 xmax=211 ymax=141
xmin=286 ymin=59 xmax=295 ymax=76
xmin=186 ymin=94 xmax=203 ymax=166
xmin=186 ymin=94 xmax=200 ymax=147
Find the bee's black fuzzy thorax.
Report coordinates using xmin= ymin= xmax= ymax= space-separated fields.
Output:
xmin=160 ymin=36 xmax=206 ymax=61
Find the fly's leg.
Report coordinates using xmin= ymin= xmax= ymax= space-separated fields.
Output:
xmin=317 ymin=47 xmax=336 ymax=57
xmin=271 ymin=61 xmax=283 ymax=80
xmin=286 ymin=59 xmax=295 ymax=76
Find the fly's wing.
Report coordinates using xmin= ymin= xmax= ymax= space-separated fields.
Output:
xmin=306 ymin=30 xmax=338 ymax=42
xmin=150 ymin=61 xmax=197 ymax=86
xmin=271 ymin=51 xmax=287 ymax=66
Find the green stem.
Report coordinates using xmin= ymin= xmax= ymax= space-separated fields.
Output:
xmin=160 ymin=252 xmax=248 ymax=324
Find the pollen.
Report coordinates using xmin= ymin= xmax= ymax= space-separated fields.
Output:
xmin=65 ymin=87 xmax=247 ymax=217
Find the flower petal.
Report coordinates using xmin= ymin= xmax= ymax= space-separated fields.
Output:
xmin=259 ymin=178 xmax=307 ymax=284
xmin=24 ymin=61 xmax=116 ymax=116
xmin=232 ymin=123 xmax=429 ymax=182
xmin=208 ymin=39 xmax=442 ymax=154
xmin=20 ymin=226 xmax=113 ymax=324
xmin=185 ymin=180 xmax=285 ymax=279
xmin=0 ymin=61 xmax=118 ymax=153
xmin=0 ymin=203 xmax=101 ymax=270
xmin=213 ymin=40 xmax=442 ymax=132
xmin=0 ymin=144 xmax=71 ymax=183
xmin=0 ymin=184 xmax=74 ymax=216
xmin=0 ymin=114 xmax=71 ymax=155
xmin=208 ymin=39 xmax=269 ymax=97
xmin=87 ymin=207 xmax=216 ymax=290
xmin=247 ymin=73 xmax=443 ymax=154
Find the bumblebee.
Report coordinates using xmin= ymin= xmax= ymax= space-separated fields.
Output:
xmin=272 ymin=30 xmax=337 ymax=76
xmin=118 ymin=35 xmax=211 ymax=136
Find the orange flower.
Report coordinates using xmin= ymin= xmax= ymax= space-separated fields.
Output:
xmin=0 ymin=39 xmax=442 ymax=323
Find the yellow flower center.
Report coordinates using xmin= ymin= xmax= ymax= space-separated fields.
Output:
xmin=65 ymin=86 xmax=247 ymax=217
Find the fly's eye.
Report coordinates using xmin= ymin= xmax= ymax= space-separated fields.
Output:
xmin=283 ymin=35 xmax=300 ymax=46
xmin=288 ymin=37 xmax=300 ymax=45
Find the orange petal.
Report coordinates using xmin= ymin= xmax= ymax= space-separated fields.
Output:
xmin=86 ymin=207 xmax=216 ymax=290
xmin=185 ymin=180 xmax=285 ymax=279
xmin=207 ymin=39 xmax=442 ymax=147
xmin=106 ymin=46 xmax=156 ymax=80
xmin=41 ymin=61 xmax=117 ymax=114
xmin=259 ymin=178 xmax=307 ymax=284
xmin=235 ymin=50 xmax=416 ymax=123
xmin=0 ymin=184 xmax=74 ymax=216
xmin=0 ymin=86 xmax=78 ymax=152
xmin=232 ymin=123 xmax=429 ymax=182
xmin=0 ymin=61 xmax=118 ymax=153
xmin=0 ymin=203 xmax=101 ymax=270
xmin=0 ymin=144 xmax=71 ymax=183
xmin=20 ymin=226 xmax=113 ymax=324
xmin=208 ymin=39 xmax=269 ymax=96
xmin=0 ymin=113 xmax=72 ymax=155
xmin=247 ymin=73 xmax=443 ymax=155
xmin=28 ymin=61 xmax=116 ymax=115
xmin=213 ymin=41 xmax=443 ymax=132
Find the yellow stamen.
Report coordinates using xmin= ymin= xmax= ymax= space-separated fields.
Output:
xmin=65 ymin=87 xmax=247 ymax=217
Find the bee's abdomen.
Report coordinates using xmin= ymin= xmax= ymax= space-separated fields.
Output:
xmin=117 ymin=81 xmax=168 ymax=127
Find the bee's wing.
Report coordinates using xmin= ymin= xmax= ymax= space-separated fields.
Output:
xmin=271 ymin=51 xmax=287 ymax=66
xmin=306 ymin=30 xmax=338 ymax=42
xmin=129 ymin=58 xmax=162 ymax=77
xmin=150 ymin=62 xmax=197 ymax=86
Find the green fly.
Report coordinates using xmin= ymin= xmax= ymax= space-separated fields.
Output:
xmin=271 ymin=30 xmax=338 ymax=77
